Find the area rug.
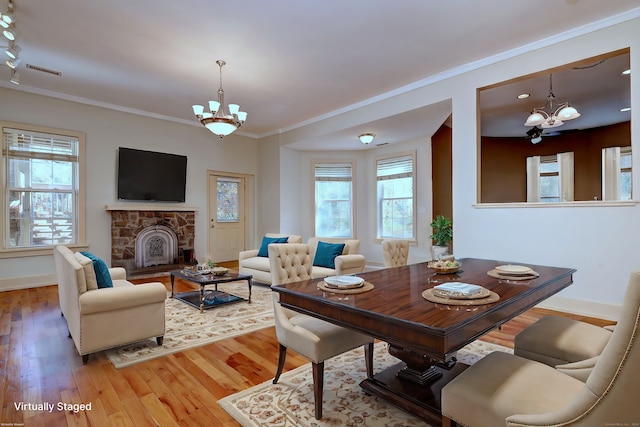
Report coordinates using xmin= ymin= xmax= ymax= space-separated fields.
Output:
xmin=219 ymin=340 xmax=512 ymax=426
xmin=106 ymin=282 xmax=274 ymax=369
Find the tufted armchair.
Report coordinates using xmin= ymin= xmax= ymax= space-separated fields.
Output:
xmin=238 ymin=233 xmax=303 ymax=284
xmin=381 ymin=239 xmax=410 ymax=267
xmin=268 ymin=243 xmax=374 ymax=419
xmin=441 ymin=270 xmax=640 ymax=426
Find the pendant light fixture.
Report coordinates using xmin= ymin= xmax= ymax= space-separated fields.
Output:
xmin=524 ymin=74 xmax=581 ymax=129
xmin=192 ymin=60 xmax=247 ymax=138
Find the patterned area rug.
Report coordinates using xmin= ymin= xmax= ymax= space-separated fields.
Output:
xmin=219 ymin=340 xmax=513 ymax=426
xmin=106 ymin=282 xmax=274 ymax=368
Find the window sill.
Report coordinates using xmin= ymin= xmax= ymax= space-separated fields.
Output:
xmin=474 ymin=200 xmax=638 ymax=208
xmin=0 ymin=244 xmax=89 ymax=259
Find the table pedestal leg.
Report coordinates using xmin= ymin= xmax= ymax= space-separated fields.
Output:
xmin=388 ymin=345 xmax=457 ymax=385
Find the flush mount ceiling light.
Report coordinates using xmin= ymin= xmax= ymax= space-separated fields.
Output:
xmin=524 ymin=74 xmax=581 ymax=129
xmin=358 ymin=133 xmax=375 ymax=144
xmin=192 ymin=60 xmax=247 ymax=138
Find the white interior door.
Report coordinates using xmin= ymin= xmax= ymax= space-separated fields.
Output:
xmin=208 ymin=174 xmax=245 ymax=263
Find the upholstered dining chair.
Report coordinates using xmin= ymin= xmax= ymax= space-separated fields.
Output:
xmin=381 ymin=239 xmax=410 ymax=267
xmin=514 ymin=315 xmax=614 ymax=380
xmin=268 ymin=243 xmax=374 ymax=420
xmin=441 ymin=270 xmax=640 ymax=427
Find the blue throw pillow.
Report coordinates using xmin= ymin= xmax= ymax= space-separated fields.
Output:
xmin=80 ymin=252 xmax=113 ymax=288
xmin=257 ymin=236 xmax=289 ymax=257
xmin=313 ymin=241 xmax=346 ymax=269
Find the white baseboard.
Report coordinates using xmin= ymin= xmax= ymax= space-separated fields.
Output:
xmin=0 ymin=273 xmax=57 ymax=292
xmin=537 ymin=296 xmax=621 ymax=322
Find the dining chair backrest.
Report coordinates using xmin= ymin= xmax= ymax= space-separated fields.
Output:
xmin=381 ymin=239 xmax=410 ymax=267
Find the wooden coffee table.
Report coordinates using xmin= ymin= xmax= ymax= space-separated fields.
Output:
xmin=170 ymin=269 xmax=253 ymax=313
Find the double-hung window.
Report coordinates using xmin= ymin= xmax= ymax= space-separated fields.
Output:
xmin=376 ymin=152 xmax=415 ymax=239
xmin=2 ymin=122 xmax=85 ymax=251
xmin=526 ymin=152 xmax=574 ymax=202
xmin=314 ymin=162 xmax=354 ymax=237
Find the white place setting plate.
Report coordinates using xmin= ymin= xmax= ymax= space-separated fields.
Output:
xmin=495 ymin=264 xmax=533 ymax=276
xmin=323 ymin=275 xmax=365 ymax=289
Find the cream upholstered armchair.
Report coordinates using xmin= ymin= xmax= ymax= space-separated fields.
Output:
xmin=307 ymin=237 xmax=366 ymax=278
xmin=381 ymin=239 xmax=410 ymax=267
xmin=268 ymin=243 xmax=374 ymax=420
xmin=54 ymin=245 xmax=166 ymax=363
xmin=441 ymin=270 xmax=640 ymax=427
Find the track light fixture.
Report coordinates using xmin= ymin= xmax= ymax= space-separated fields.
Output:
xmin=526 ymin=126 xmax=543 ymax=144
xmin=5 ymin=40 xmax=19 ymax=59
xmin=10 ymin=69 xmax=19 ymax=84
xmin=0 ymin=0 xmax=14 ymax=26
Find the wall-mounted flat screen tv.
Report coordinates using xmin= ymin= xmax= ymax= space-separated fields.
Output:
xmin=117 ymin=147 xmax=187 ymax=202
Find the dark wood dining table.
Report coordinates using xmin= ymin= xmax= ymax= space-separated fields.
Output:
xmin=272 ymin=257 xmax=576 ymax=425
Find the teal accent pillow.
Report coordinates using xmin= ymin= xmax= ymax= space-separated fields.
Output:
xmin=80 ymin=252 xmax=113 ymax=288
xmin=313 ymin=241 xmax=345 ymax=269
xmin=257 ymin=236 xmax=289 ymax=257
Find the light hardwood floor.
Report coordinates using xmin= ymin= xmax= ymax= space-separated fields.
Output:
xmin=1 ymin=270 xmax=612 ymax=427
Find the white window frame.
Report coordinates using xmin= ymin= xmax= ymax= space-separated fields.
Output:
xmin=1 ymin=121 xmax=86 ymax=258
xmin=526 ymin=152 xmax=574 ymax=203
xmin=313 ymin=161 xmax=355 ymax=238
xmin=375 ymin=151 xmax=416 ymax=240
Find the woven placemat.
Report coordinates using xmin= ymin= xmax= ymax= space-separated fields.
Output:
xmin=422 ymin=288 xmax=500 ymax=305
xmin=317 ymin=281 xmax=374 ymax=294
xmin=487 ymin=269 xmax=539 ymax=281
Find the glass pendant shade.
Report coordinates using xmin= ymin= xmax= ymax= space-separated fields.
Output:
xmin=557 ymin=105 xmax=580 ymax=120
xmin=524 ymin=112 xmax=545 ymax=126
xmin=205 ymin=120 xmax=237 ymax=136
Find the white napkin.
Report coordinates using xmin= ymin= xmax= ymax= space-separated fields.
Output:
xmin=434 ymin=282 xmax=482 ymax=296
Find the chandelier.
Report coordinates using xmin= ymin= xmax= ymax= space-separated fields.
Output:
xmin=524 ymin=74 xmax=580 ymax=129
xmin=192 ymin=60 xmax=247 ymax=138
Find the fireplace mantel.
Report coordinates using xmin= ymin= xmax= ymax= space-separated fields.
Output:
xmin=105 ymin=204 xmax=199 ymax=212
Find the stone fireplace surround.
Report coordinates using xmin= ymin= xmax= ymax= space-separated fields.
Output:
xmin=106 ymin=206 xmax=197 ymax=275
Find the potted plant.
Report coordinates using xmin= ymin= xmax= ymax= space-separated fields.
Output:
xmin=429 ymin=215 xmax=453 ymax=259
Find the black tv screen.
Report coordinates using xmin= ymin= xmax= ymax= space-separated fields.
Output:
xmin=117 ymin=147 xmax=187 ymax=202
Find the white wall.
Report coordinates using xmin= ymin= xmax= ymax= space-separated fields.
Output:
xmin=270 ymin=17 xmax=640 ymax=320
xmin=0 ymin=88 xmax=258 ymax=290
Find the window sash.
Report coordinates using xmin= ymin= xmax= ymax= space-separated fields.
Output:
xmin=376 ymin=153 xmax=415 ymax=239
xmin=314 ymin=162 xmax=354 ymax=238
xmin=3 ymin=126 xmax=80 ymax=249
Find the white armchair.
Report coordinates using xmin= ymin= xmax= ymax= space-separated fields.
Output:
xmin=307 ymin=237 xmax=366 ymax=278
